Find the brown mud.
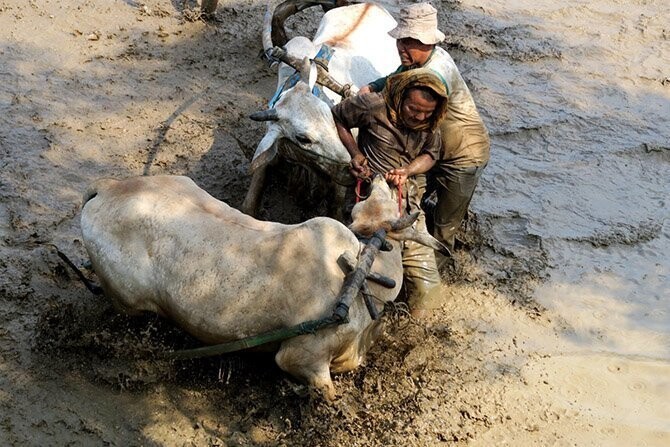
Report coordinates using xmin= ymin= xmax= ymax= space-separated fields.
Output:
xmin=1 ymin=0 xmax=668 ymax=445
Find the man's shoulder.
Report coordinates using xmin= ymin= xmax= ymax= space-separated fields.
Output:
xmin=359 ymin=92 xmax=386 ymax=109
xmin=426 ymin=47 xmax=458 ymax=70
xmin=433 ymin=46 xmax=456 ymax=60
xmin=332 ymin=91 xmax=386 ymax=125
xmin=339 ymin=91 xmax=386 ymax=113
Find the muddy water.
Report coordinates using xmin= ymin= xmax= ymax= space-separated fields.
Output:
xmin=456 ymin=0 xmax=669 ymax=443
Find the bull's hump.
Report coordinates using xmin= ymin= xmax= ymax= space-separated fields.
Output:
xmin=318 ymin=3 xmax=387 ymax=48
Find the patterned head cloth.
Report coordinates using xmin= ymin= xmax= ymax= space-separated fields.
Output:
xmin=383 ymin=68 xmax=449 ymax=132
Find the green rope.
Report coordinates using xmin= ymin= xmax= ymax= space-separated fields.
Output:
xmin=164 ymin=316 xmax=343 ymax=360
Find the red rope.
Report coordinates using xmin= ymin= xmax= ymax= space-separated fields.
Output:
xmin=397 ymin=183 xmax=402 ymax=216
xmin=355 ymin=178 xmax=363 ymax=204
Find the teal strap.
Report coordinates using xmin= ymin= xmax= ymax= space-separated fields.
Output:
xmin=268 ymin=44 xmax=335 ymax=107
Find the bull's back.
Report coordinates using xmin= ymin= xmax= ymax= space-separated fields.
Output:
xmin=314 ymin=3 xmax=399 ymax=88
xmin=79 ymin=175 xmax=369 ymax=342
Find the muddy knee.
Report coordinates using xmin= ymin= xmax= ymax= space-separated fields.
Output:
xmin=275 ymin=346 xmax=336 ymax=400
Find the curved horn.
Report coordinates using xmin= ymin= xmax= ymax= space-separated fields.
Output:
xmin=249 ymin=109 xmax=279 ymax=122
xmin=413 ymin=234 xmax=452 ymax=257
xmin=386 ymin=211 xmax=420 ymax=231
xmin=262 ymin=3 xmax=274 ymax=51
xmin=262 ymin=1 xmax=352 ymax=98
xmin=269 ymin=1 xmax=337 ymax=48
xmin=398 ymin=229 xmax=453 ymax=258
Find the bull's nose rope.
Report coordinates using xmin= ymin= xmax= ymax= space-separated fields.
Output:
xmin=354 ymin=177 xmax=371 ymax=203
xmin=355 ymin=178 xmax=362 ymax=204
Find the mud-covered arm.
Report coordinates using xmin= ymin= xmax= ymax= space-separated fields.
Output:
xmin=360 ymin=77 xmax=384 ymax=94
xmin=385 ymin=153 xmax=436 ymax=187
xmin=362 ymin=66 xmax=404 ymax=94
xmin=385 ymin=129 xmax=441 ymax=186
xmin=422 ymin=127 xmax=442 ymax=161
xmin=332 ymin=95 xmax=375 ymax=178
xmin=334 ymin=120 xmax=371 ymax=178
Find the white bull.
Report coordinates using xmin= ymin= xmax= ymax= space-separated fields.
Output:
xmin=242 ymin=2 xmax=400 ymax=217
xmin=80 ymin=175 xmax=446 ymax=399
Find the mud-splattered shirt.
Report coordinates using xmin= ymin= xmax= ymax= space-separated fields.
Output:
xmin=331 ymin=92 xmax=441 ymax=175
xmin=368 ymin=47 xmax=490 ymax=169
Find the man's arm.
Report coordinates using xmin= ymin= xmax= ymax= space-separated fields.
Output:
xmin=384 ymin=153 xmax=436 ymax=187
xmin=334 ymin=119 xmax=371 ymax=178
xmin=359 ymin=76 xmax=386 ymax=94
xmin=332 ymin=94 xmax=378 ymax=178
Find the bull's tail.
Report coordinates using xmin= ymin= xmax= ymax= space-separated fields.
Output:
xmin=83 ymin=178 xmax=118 ymax=206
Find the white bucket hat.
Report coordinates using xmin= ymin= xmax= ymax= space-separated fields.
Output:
xmin=388 ymin=3 xmax=445 ymax=45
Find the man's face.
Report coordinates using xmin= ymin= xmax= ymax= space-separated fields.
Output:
xmin=396 ymin=37 xmax=434 ymax=67
xmin=400 ymin=89 xmax=437 ymax=129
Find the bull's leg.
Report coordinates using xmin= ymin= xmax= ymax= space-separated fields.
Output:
xmin=275 ymin=342 xmax=336 ymax=400
xmin=241 ymin=165 xmax=267 ymax=217
xmin=329 ymin=183 xmax=348 ymax=223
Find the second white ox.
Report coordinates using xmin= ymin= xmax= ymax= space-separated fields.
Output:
xmin=242 ymin=2 xmax=400 ymax=216
xmin=81 ymin=175 xmax=446 ymax=399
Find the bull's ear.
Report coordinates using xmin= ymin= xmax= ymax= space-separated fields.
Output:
xmin=250 ymin=128 xmax=280 ymax=171
xmin=396 ymin=227 xmax=452 ymax=257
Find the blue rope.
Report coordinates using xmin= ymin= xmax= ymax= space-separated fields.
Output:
xmin=268 ymin=44 xmax=335 ymax=108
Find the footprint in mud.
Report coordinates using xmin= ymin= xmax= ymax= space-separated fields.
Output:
xmin=627 ymin=380 xmax=647 ymax=392
xmin=600 ymin=426 xmax=617 ymax=436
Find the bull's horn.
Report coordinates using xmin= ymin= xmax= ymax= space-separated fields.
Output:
xmin=387 ymin=222 xmax=453 ymax=257
xmin=249 ymin=109 xmax=279 ymax=122
xmin=269 ymin=1 xmax=335 ymax=48
xmin=297 ymin=57 xmax=313 ymax=85
xmin=386 ymin=211 xmax=420 ymax=231
xmin=262 ymin=0 xmax=353 ymax=98
xmin=408 ymin=232 xmax=452 ymax=257
xmin=262 ymin=2 xmax=274 ymax=51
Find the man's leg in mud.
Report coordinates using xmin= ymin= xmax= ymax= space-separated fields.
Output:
xmin=421 ymin=173 xmax=439 ymax=234
xmin=433 ymin=163 xmax=487 ymax=254
xmin=402 ymin=213 xmax=443 ymax=318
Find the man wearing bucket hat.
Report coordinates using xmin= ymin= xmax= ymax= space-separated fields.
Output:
xmin=360 ymin=2 xmax=490 ymax=256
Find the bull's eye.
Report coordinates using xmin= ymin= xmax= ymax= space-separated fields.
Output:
xmin=295 ymin=134 xmax=313 ymax=145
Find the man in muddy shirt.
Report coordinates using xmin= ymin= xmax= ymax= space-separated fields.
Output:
xmin=332 ymin=68 xmax=448 ymax=317
xmin=359 ymin=3 xmax=490 ymax=253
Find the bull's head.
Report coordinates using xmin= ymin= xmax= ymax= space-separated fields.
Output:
xmin=248 ymin=1 xmax=353 ymax=183
xmin=249 ymin=80 xmax=352 ymax=181
xmin=349 ymin=175 xmax=451 ymax=257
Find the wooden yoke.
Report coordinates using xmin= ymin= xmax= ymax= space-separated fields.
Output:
xmin=332 ymin=229 xmax=388 ymax=321
xmin=262 ymin=0 xmax=354 ymax=98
